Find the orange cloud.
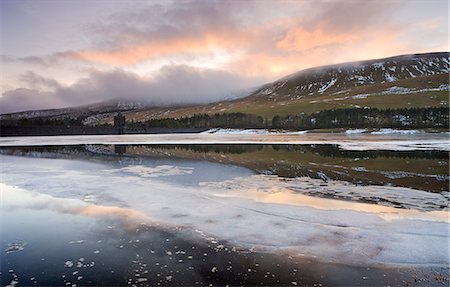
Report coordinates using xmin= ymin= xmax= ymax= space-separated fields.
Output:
xmin=225 ymin=49 xmax=330 ymax=79
xmin=71 ymin=31 xmax=250 ymax=66
xmin=277 ymin=27 xmax=357 ymax=51
xmin=69 ymin=21 xmax=363 ymax=76
xmin=225 ymin=23 xmax=422 ymax=80
xmin=16 ymin=13 xmax=446 ymax=87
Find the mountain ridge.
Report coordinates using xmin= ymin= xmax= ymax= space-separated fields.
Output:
xmin=249 ymin=51 xmax=449 ymax=100
xmin=1 ymin=52 xmax=448 ymax=125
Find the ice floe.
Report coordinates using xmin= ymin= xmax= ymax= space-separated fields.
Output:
xmin=69 ymin=240 xmax=86 ymax=245
xmin=118 ymin=165 xmax=194 ymax=178
xmin=5 ymin=241 xmax=27 ymax=254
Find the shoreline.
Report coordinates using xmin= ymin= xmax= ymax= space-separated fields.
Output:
xmin=0 ymin=133 xmax=449 ymax=151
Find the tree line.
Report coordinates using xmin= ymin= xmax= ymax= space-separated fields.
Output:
xmin=128 ymin=112 xmax=265 ymax=129
xmin=133 ymin=107 xmax=448 ymax=129
xmin=272 ymin=107 xmax=449 ymax=129
xmin=2 ymin=107 xmax=448 ymax=131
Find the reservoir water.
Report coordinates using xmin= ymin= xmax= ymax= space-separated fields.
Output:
xmin=1 ymin=133 xmax=449 ymax=286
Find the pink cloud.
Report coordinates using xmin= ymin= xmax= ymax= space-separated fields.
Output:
xmin=276 ymin=27 xmax=358 ymax=52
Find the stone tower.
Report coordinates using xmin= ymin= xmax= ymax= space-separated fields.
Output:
xmin=114 ymin=112 xmax=126 ymax=134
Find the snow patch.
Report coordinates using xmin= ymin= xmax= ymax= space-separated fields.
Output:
xmin=202 ymin=129 xmax=270 ymax=135
xmin=371 ymin=129 xmax=420 ymax=135
xmin=352 ymin=94 xmax=370 ymax=99
xmin=318 ymin=78 xmax=337 ymax=94
xmin=345 ymin=129 xmax=367 ymax=135
xmin=372 ymin=62 xmax=385 ymax=69
xmin=384 ymin=72 xmax=397 ymax=82
xmin=352 ymin=85 xmax=449 ymax=99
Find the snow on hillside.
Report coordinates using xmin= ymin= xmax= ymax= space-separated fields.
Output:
xmin=352 ymin=84 xmax=449 ymax=99
xmin=318 ymin=78 xmax=337 ymax=93
xmin=0 ymin=101 xmax=143 ymax=121
xmin=253 ymin=52 xmax=449 ymax=99
xmin=2 ymin=52 xmax=448 ymax=125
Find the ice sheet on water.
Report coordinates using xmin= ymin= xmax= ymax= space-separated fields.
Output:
xmin=5 ymin=180 xmax=448 ymax=266
xmin=201 ymin=175 xmax=448 ymax=212
xmin=2 ymin=154 xmax=449 ymax=266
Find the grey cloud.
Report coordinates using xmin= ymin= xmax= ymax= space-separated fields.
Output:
xmin=148 ymin=65 xmax=262 ymax=104
xmin=0 ymin=88 xmax=66 ymax=113
xmin=1 ymin=0 xmax=407 ymax=67
xmin=84 ymin=0 xmax=304 ymax=51
xmin=1 ymin=1 xmax=266 ymax=66
xmin=302 ymin=0 xmax=403 ymax=33
xmin=2 ymin=54 xmax=50 ymax=66
xmin=0 ymin=66 xmax=263 ymax=114
xmin=1 ymin=55 xmax=15 ymax=63
xmin=1 ymin=51 xmax=77 ymax=67
xmin=19 ymin=71 xmax=61 ymax=89
xmin=79 ymin=0 xmax=408 ymax=67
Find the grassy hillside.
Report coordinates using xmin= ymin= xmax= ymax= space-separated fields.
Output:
xmin=95 ymin=52 xmax=449 ymax=124
xmin=97 ymin=72 xmax=448 ymax=124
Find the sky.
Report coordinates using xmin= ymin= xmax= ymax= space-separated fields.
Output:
xmin=0 ymin=0 xmax=448 ymax=113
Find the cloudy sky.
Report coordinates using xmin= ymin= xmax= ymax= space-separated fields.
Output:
xmin=1 ymin=0 xmax=448 ymax=113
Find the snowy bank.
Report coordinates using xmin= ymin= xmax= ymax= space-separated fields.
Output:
xmin=345 ymin=129 xmax=367 ymax=134
xmin=201 ymin=129 xmax=308 ymax=135
xmin=371 ymin=129 xmax=421 ymax=135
